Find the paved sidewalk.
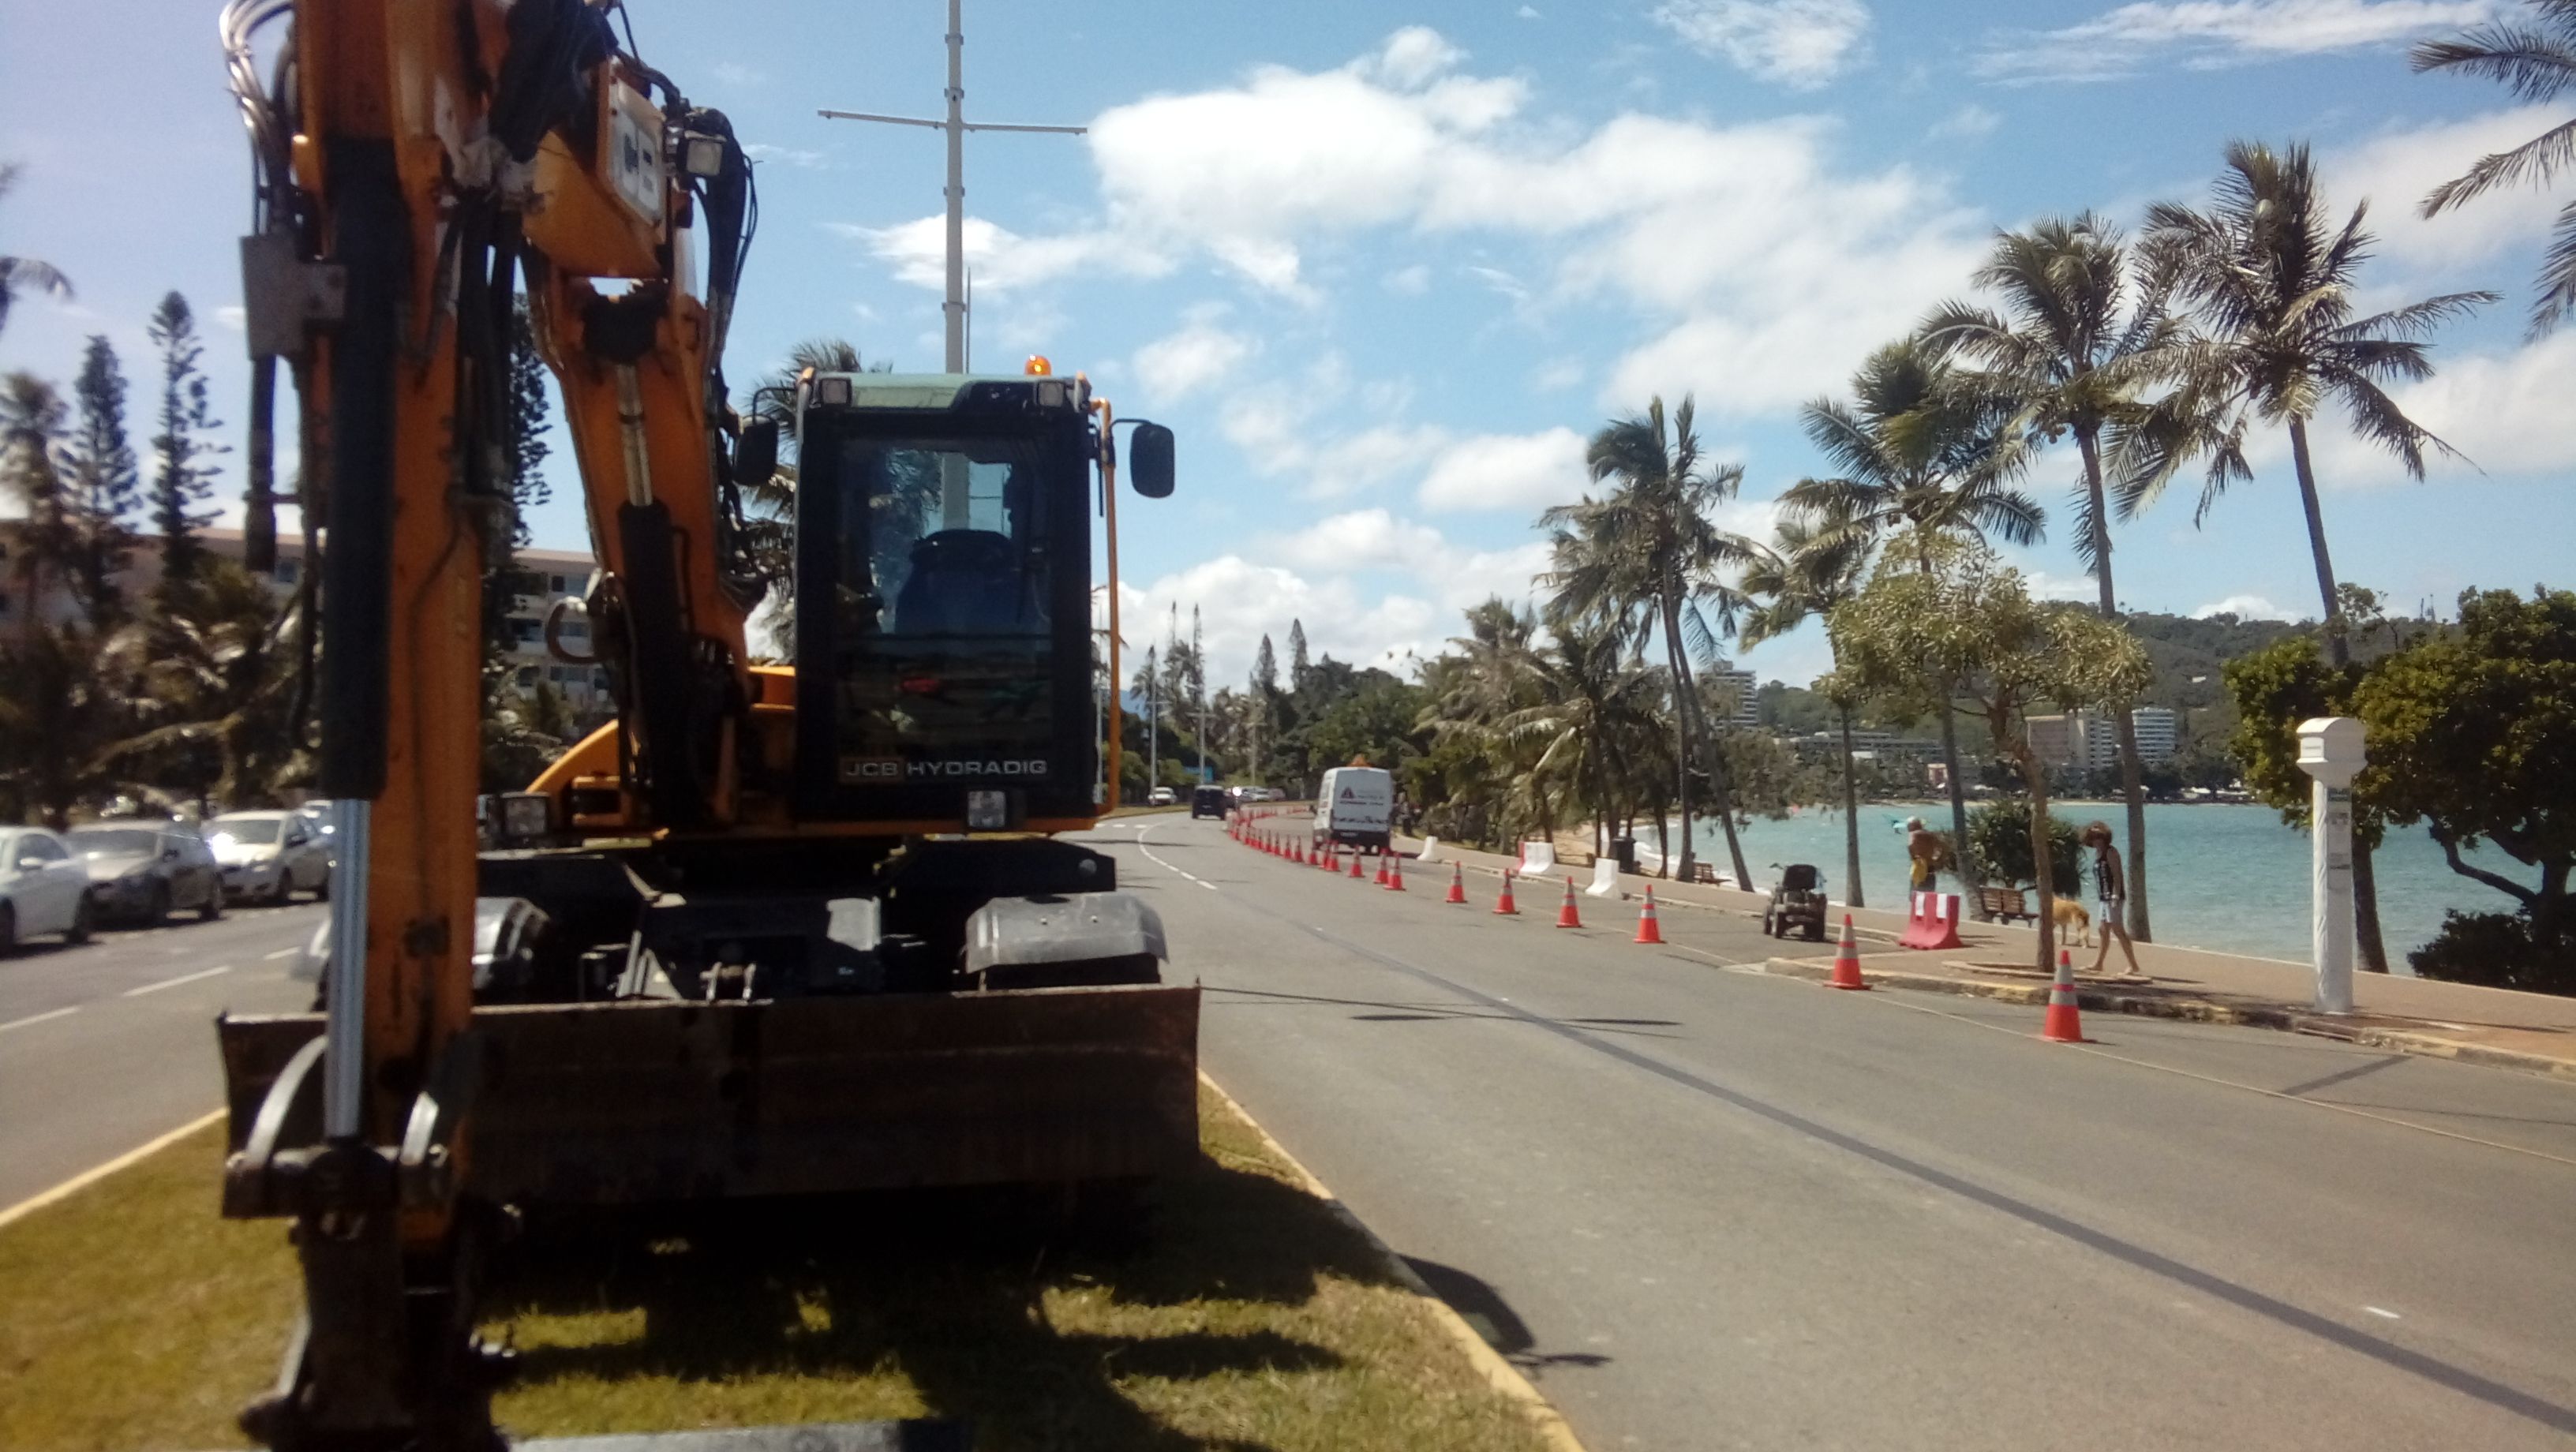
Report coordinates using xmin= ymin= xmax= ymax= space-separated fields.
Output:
xmin=1396 ymin=833 xmax=2576 ymax=1083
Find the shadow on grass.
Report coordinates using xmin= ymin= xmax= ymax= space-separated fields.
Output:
xmin=486 ymin=1148 xmax=1401 ymax=1450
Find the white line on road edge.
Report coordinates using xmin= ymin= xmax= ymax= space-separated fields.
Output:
xmin=123 ymin=964 xmax=233 ymax=997
xmin=0 ymin=1106 xmax=226 ymax=1233
xmin=264 ymin=947 xmax=301 ymax=960
xmin=1198 ymin=1070 xmax=1589 ymax=1452
xmin=1133 ymin=825 xmax=1222 ymax=890
xmin=0 ymin=1005 xmax=78 ymax=1035
xmin=2366 ymin=1306 xmax=2403 ymax=1319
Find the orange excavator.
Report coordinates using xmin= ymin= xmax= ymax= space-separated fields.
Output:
xmin=213 ymin=1 xmax=1192 ymax=1443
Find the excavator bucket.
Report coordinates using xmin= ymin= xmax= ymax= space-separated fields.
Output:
xmin=218 ymin=985 xmax=1200 ymax=1205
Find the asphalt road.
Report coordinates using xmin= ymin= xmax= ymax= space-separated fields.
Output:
xmin=0 ymin=900 xmax=322 ymax=1208
xmin=1101 ymin=814 xmax=2576 ymax=1452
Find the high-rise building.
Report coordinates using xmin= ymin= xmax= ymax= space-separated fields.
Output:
xmin=2129 ymin=706 xmax=2179 ymax=765
xmin=1705 ymin=662 xmax=1759 ymax=729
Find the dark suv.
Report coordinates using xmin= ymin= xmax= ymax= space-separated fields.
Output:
xmin=1190 ymin=786 xmax=1229 ymax=819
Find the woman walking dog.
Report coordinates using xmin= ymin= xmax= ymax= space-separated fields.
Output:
xmin=2083 ymin=821 xmax=2143 ymax=979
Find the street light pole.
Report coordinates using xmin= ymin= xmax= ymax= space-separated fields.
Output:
xmin=820 ymin=0 xmax=1086 ymax=373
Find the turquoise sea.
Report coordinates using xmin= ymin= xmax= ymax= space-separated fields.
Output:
xmin=1653 ymin=802 xmax=2516 ymax=969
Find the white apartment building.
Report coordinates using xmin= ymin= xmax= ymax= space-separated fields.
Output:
xmin=2029 ymin=707 xmax=2181 ymax=770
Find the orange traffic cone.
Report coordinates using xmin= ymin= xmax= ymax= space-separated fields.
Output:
xmin=1350 ymin=849 xmax=1366 ymax=880
xmin=1633 ymin=886 xmax=1664 ymax=945
xmin=1387 ymin=854 xmax=1406 ymax=892
xmin=1319 ymin=844 xmax=1335 ymax=872
xmin=1829 ymin=915 xmax=1870 ymax=990
xmin=1493 ymin=870 xmax=1519 ymax=915
xmin=1555 ymin=876 xmax=1582 ymax=929
xmin=1445 ymin=862 xmax=1468 ymax=904
xmin=2041 ymin=949 xmax=2087 ymax=1043
xmin=1374 ymin=854 xmax=1389 ymax=887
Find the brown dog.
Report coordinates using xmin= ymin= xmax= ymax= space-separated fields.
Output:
xmin=2050 ymin=896 xmax=2094 ymax=948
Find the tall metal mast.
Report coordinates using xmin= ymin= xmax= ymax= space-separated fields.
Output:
xmin=821 ymin=0 xmax=1085 ymax=372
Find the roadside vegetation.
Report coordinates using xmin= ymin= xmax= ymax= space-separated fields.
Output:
xmin=0 ymin=1084 xmax=1558 ymax=1452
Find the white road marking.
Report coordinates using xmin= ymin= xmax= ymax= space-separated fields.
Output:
xmin=264 ymin=947 xmax=301 ymax=960
xmin=0 ymin=1006 xmax=78 ymax=1034
xmin=0 ymin=1107 xmax=227 ymax=1232
xmin=2365 ymin=1306 xmax=2402 ymax=1319
xmin=1133 ymin=826 xmax=1222 ymax=890
xmin=123 ymin=964 xmax=232 ymax=997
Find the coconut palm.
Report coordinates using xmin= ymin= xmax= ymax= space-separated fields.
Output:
xmin=2136 ymin=140 xmax=2495 ymax=973
xmin=1541 ymin=396 xmax=1758 ymax=889
xmin=1923 ymin=214 xmax=2183 ymax=941
xmin=0 ymin=164 xmax=72 ymax=341
xmin=1777 ymin=339 xmax=2043 ymax=911
xmin=1737 ymin=504 xmax=1872 ymax=905
xmin=1499 ymin=623 xmax=1667 ymax=859
xmin=97 ymin=559 xmax=305 ymax=808
xmin=2412 ymin=3 xmax=2576 ymax=334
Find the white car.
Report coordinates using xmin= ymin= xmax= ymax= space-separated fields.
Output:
xmin=1146 ymin=787 xmax=1178 ymax=807
xmin=207 ymin=810 xmax=335 ymax=904
xmin=0 ymin=827 xmax=96 ymax=952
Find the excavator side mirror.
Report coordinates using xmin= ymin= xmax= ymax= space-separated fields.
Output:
xmin=736 ymin=417 xmax=780 ymax=490
xmin=1127 ymin=422 xmax=1175 ymax=499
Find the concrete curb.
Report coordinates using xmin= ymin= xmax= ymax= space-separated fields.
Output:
xmin=1197 ymin=1072 xmax=1589 ymax=1452
xmin=1758 ymin=957 xmax=2576 ymax=1084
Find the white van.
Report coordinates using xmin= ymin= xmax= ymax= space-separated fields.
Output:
xmin=1312 ymin=766 xmax=1395 ymax=853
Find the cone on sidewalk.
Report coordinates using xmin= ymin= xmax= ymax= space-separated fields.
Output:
xmin=1633 ymin=886 xmax=1664 ymax=945
xmin=1555 ymin=876 xmax=1582 ymax=929
xmin=1493 ymin=870 xmax=1519 ymax=915
xmin=2041 ymin=949 xmax=2087 ymax=1043
xmin=1350 ymin=848 xmax=1366 ymax=880
xmin=1386 ymin=854 xmax=1406 ymax=892
xmin=1446 ymin=862 xmax=1468 ymax=904
xmin=1828 ymin=915 xmax=1870 ymax=991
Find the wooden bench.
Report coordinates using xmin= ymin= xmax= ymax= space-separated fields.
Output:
xmin=1975 ymin=885 xmax=2039 ymax=924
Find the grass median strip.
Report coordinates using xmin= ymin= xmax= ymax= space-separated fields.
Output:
xmin=2 ymin=1086 xmax=1559 ymax=1452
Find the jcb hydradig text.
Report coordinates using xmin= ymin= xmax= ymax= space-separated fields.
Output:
xmin=209 ymin=1 xmax=1192 ymax=1444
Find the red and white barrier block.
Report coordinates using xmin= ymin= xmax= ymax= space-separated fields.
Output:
xmin=1900 ymin=892 xmax=1964 ymax=951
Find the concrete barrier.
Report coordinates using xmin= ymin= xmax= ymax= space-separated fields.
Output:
xmin=1517 ymin=841 xmax=1557 ymax=878
xmin=1417 ymin=836 xmax=1440 ymax=863
xmin=1586 ymin=855 xmax=1621 ymax=898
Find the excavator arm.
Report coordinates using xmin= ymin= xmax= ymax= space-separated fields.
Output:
xmin=219 ymin=1 xmax=766 ymax=1441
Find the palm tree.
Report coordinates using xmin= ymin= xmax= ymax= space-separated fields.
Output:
xmin=0 ymin=164 xmax=72 ymax=341
xmin=1417 ymin=600 xmax=1551 ymax=848
xmin=1778 ymin=339 xmax=2043 ymax=912
xmin=1542 ymin=396 xmax=1758 ymax=889
xmin=1738 ymin=505 xmax=1871 ymax=905
xmin=1500 ymin=623 xmax=1666 ymax=858
xmin=2136 ymin=140 xmax=2494 ymax=972
xmin=2413 ymin=4 xmax=2576 ymax=334
xmin=1923 ymin=214 xmax=2181 ymax=941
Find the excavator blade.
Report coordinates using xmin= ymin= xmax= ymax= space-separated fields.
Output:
xmin=219 ymin=986 xmax=1200 ymax=1204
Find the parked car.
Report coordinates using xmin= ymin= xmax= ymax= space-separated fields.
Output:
xmin=1146 ymin=786 xmax=1178 ymax=807
xmin=0 ymin=827 xmax=95 ymax=952
xmin=207 ymin=810 xmax=334 ymax=904
xmin=66 ymin=824 xmax=224 ymax=924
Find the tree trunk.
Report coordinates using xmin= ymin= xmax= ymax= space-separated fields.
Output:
xmin=2077 ymin=425 xmax=2151 ymax=943
xmin=1664 ymin=586 xmax=1754 ymax=888
xmin=2020 ymin=746 xmax=2057 ymax=975
xmin=1838 ymin=701 xmax=1864 ymax=908
xmin=1661 ymin=594 xmax=1698 ymax=882
xmin=2287 ymin=415 xmax=2386 ymax=970
xmin=1938 ymin=704 xmax=1982 ymax=912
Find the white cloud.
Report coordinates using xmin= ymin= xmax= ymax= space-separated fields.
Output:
xmin=2193 ymin=593 xmax=2300 ymax=620
xmin=1417 ymin=428 xmax=1589 ymax=513
xmin=1367 ymin=25 xmax=1469 ymax=88
xmin=1532 ymin=356 xmax=1585 ymax=391
xmin=1518 ymin=3 xmax=1543 ymax=16
xmin=834 ymin=215 xmax=1166 ymax=295
xmin=1651 ymin=1 xmax=1874 ymax=88
xmin=1928 ymin=103 xmax=2001 ymax=141
xmin=2284 ymin=331 xmax=2576 ymax=487
xmin=2321 ymin=105 xmax=2566 ymax=274
xmin=212 ymin=305 xmax=246 ymax=332
xmin=1383 ymin=263 xmax=1432 ymax=294
xmin=1979 ymin=1 xmax=2492 ymax=83
xmin=1133 ymin=321 xmax=1255 ymax=402
xmin=743 ymin=143 xmax=828 ymax=170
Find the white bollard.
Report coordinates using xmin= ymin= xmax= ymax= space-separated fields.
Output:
xmin=2296 ymin=717 xmax=2365 ymax=1016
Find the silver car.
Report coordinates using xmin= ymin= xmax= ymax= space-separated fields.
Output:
xmin=207 ymin=810 xmax=334 ymax=904
xmin=0 ymin=827 xmax=96 ymax=952
xmin=67 ymin=823 xmax=226 ymax=924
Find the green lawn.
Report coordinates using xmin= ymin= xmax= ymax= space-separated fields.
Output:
xmin=2 ymin=1087 xmax=1558 ymax=1452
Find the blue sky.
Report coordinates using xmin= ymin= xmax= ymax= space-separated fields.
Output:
xmin=5 ymin=0 xmax=2570 ymax=690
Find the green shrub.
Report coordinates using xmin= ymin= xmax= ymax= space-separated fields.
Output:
xmin=1963 ymin=799 xmax=2085 ymax=893
xmin=2408 ymin=911 xmax=2576 ymax=996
